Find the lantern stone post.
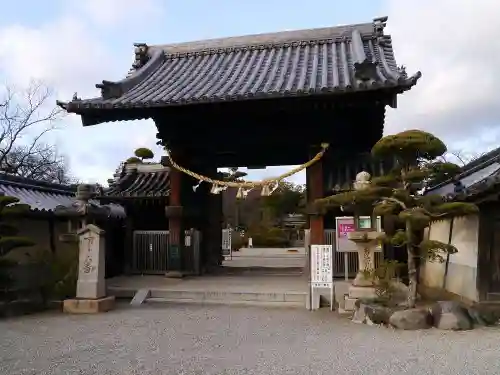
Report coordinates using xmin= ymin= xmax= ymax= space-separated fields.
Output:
xmin=57 ymin=184 xmax=116 ymax=314
xmin=343 ymin=172 xmax=384 ymax=311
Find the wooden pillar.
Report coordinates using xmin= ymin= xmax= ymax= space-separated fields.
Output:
xmin=307 ymin=159 xmax=324 ymax=245
xmin=123 ymin=210 xmax=134 ymax=275
xmin=205 ymin=167 xmax=223 ymax=270
xmin=166 ymin=166 xmax=184 ymax=274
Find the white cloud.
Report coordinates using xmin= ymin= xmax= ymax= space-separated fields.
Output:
xmin=72 ymin=0 xmax=164 ymax=29
xmin=0 ymin=1 xmax=165 ymax=184
xmin=1 ymin=1 xmax=498 ymax=186
xmin=383 ymin=0 xmax=500 ymax=148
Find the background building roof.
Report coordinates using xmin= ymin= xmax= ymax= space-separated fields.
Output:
xmin=426 ymin=147 xmax=500 ymax=200
xmin=0 ymin=173 xmax=125 ymax=217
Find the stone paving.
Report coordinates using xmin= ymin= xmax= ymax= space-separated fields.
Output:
xmin=1 ymin=303 xmax=499 ymax=374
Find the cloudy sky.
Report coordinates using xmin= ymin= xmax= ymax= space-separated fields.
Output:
xmin=1 ymin=0 xmax=499 ymax=185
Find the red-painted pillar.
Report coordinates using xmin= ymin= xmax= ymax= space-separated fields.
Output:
xmin=307 ymin=160 xmax=324 ymax=245
xmin=166 ymin=167 xmax=183 ymax=273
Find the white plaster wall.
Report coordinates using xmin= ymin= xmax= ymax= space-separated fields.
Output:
xmin=421 ymin=219 xmax=449 ymax=289
xmin=449 ymin=216 xmax=479 ymax=267
xmin=421 ymin=216 xmax=479 ymax=302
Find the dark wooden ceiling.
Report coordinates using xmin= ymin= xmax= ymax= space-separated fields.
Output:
xmin=154 ymin=93 xmax=389 ymax=168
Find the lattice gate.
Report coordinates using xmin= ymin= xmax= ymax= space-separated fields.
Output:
xmin=132 ymin=230 xmax=169 ymax=274
xmin=131 ymin=229 xmax=201 ymax=274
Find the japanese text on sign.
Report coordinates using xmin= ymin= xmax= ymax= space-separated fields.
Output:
xmin=310 ymin=245 xmax=333 ymax=284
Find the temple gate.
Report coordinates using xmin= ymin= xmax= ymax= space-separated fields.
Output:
xmin=57 ymin=16 xmax=420 ymax=276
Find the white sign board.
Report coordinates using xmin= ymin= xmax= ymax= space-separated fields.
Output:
xmin=222 ymin=228 xmax=232 ymax=258
xmin=309 ymin=245 xmax=334 ymax=311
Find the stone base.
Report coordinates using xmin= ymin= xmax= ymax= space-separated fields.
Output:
xmin=63 ymin=296 xmax=115 ymax=314
xmin=342 ymin=286 xmax=379 ymax=312
xmin=349 ymin=285 xmax=378 ymax=300
xmin=344 ymin=297 xmax=358 ymax=312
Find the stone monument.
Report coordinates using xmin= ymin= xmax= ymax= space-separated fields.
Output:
xmin=343 ymin=171 xmax=384 ymax=312
xmin=63 ymin=224 xmax=115 ymax=314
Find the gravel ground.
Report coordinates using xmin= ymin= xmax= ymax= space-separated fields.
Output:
xmin=1 ymin=302 xmax=500 ymax=375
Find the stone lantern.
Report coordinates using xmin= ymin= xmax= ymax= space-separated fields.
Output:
xmin=344 ymin=172 xmax=385 ymax=311
xmin=55 ymin=184 xmax=123 ymax=314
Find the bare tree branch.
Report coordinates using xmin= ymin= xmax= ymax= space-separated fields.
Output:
xmin=0 ymin=80 xmax=73 ymax=184
xmin=443 ymin=150 xmax=486 ymax=166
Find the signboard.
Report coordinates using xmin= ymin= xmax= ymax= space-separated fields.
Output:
xmin=310 ymin=245 xmax=334 ymax=311
xmin=222 ymin=228 xmax=232 ymax=258
xmin=335 ymin=217 xmax=357 ymax=252
xmin=335 ymin=216 xmax=383 ymax=252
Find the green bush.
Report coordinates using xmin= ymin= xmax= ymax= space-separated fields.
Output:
xmin=246 ymin=225 xmax=289 ymax=247
xmin=231 ymin=235 xmax=245 ymax=251
xmin=30 ymin=248 xmax=78 ymax=301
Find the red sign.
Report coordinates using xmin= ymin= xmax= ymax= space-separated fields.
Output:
xmin=338 ymin=223 xmax=355 ymax=237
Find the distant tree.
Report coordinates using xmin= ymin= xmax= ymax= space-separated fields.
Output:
xmin=316 ymin=130 xmax=478 ymax=308
xmin=134 ymin=148 xmax=154 ymax=161
xmin=445 ymin=150 xmax=486 ymax=166
xmin=220 ymin=167 xmax=248 ymax=182
xmin=0 ymin=81 xmax=74 ymax=184
xmin=426 ymin=150 xmax=489 ymax=186
xmin=261 ymin=182 xmax=306 ymax=224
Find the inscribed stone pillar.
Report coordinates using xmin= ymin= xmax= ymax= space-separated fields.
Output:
xmin=76 ymin=224 xmax=106 ymax=299
xmin=63 ymin=224 xmax=115 ymax=314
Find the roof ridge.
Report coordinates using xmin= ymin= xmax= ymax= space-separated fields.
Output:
xmin=152 ymin=23 xmax=380 ymax=56
xmin=133 ymin=17 xmax=388 ymax=74
xmin=0 ymin=173 xmax=75 ymax=194
xmin=160 ymin=34 xmax=388 ymax=60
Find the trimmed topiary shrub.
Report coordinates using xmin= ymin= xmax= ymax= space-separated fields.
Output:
xmin=125 ymin=156 xmax=143 ymax=164
xmin=134 ymin=147 xmax=154 ymax=161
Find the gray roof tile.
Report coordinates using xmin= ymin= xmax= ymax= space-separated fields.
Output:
xmin=426 ymin=146 xmax=500 ymax=200
xmin=103 ymin=163 xmax=170 ymax=198
xmin=58 ymin=17 xmax=421 ymax=123
xmin=0 ymin=174 xmax=125 ymax=216
xmin=0 ymin=184 xmax=75 ymax=212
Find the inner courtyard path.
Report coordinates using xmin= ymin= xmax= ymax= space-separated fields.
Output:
xmin=223 ymin=247 xmax=306 ymax=269
xmin=1 ymin=303 xmax=499 ymax=375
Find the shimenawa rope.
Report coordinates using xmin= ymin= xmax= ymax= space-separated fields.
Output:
xmin=163 ymin=143 xmax=329 ymax=189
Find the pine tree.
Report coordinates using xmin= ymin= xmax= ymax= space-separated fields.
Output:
xmin=315 ymin=130 xmax=478 ymax=308
xmin=134 ymin=148 xmax=155 ymax=161
xmin=0 ymin=195 xmax=34 ymax=295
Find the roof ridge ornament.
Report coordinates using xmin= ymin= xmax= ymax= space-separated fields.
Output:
xmin=127 ymin=43 xmax=150 ymax=77
xmin=373 ymin=16 xmax=388 ymax=37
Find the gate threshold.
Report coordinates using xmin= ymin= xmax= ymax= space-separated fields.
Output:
xmin=108 ymin=275 xmax=308 ymax=308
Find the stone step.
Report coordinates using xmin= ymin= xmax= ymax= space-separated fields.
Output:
xmin=147 ymin=297 xmax=305 ymax=308
xmin=111 ymin=287 xmax=307 ymax=308
xmin=215 ymin=267 xmax=304 ymax=276
xmin=149 ymin=290 xmax=307 ymax=306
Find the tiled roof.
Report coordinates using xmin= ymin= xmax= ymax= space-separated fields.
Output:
xmin=0 ymin=173 xmax=126 ymax=216
xmin=0 ymin=174 xmax=76 ymax=212
xmin=426 ymin=146 xmax=500 ymax=200
xmin=57 ymin=17 xmax=421 ymax=125
xmin=103 ymin=163 xmax=170 ymax=198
